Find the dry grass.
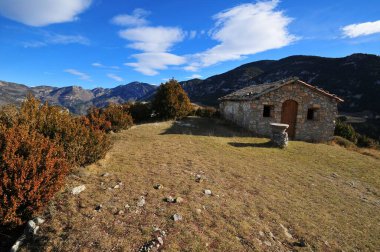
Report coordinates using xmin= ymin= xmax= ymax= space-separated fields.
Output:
xmin=23 ymin=117 xmax=380 ymax=251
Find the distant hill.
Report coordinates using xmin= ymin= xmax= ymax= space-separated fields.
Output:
xmin=0 ymin=81 xmax=157 ymax=114
xmin=181 ymin=53 xmax=380 ymax=114
xmin=2 ymin=53 xmax=380 ymax=115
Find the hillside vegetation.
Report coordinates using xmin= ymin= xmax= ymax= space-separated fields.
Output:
xmin=22 ymin=117 xmax=380 ymax=251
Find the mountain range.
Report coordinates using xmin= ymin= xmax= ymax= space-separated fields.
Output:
xmin=1 ymin=53 xmax=380 ymax=115
xmin=0 ymin=81 xmax=156 ymax=114
xmin=180 ymin=53 xmax=380 ymax=115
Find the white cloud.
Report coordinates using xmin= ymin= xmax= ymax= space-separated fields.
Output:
xmin=186 ymin=74 xmax=203 ymax=79
xmin=0 ymin=0 xmax=92 ymax=26
xmin=92 ymin=62 xmax=119 ymax=69
xmin=64 ymin=69 xmax=91 ymax=81
xmin=114 ymin=10 xmax=186 ymax=75
xmin=22 ymin=32 xmax=89 ymax=48
xmin=119 ymin=26 xmax=184 ymax=52
xmin=342 ymin=20 xmax=380 ymax=38
xmin=125 ymin=52 xmax=186 ymax=76
xmin=185 ymin=0 xmax=296 ymax=71
xmin=107 ymin=73 xmax=123 ymax=82
xmin=111 ymin=8 xmax=150 ymax=27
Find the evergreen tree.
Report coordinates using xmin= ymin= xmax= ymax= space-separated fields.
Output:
xmin=152 ymin=79 xmax=192 ymax=119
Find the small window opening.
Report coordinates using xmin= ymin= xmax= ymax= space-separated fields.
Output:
xmin=263 ymin=105 xmax=273 ymax=117
xmin=307 ymin=108 xmax=318 ymax=120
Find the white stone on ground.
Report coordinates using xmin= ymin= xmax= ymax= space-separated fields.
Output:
xmin=71 ymin=185 xmax=86 ymax=195
xmin=204 ymin=189 xmax=212 ymax=195
xmin=137 ymin=196 xmax=146 ymax=207
xmin=172 ymin=213 xmax=183 ymax=221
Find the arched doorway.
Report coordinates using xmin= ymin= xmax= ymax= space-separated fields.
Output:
xmin=281 ymin=100 xmax=298 ymax=139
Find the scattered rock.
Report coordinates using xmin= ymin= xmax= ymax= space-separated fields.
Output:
xmin=204 ymin=189 xmax=212 ymax=196
xmin=114 ymin=184 xmax=120 ymax=189
xmin=71 ymin=185 xmax=86 ymax=195
xmin=195 ymin=209 xmax=202 ymax=214
xmin=165 ymin=196 xmax=175 ymax=203
xmin=10 ymin=235 xmax=26 ymax=252
xmin=172 ymin=213 xmax=183 ymax=222
xmin=79 ymin=203 xmax=87 ymax=208
xmin=26 ymin=220 xmax=38 ymax=235
xmin=175 ymin=197 xmax=184 ymax=203
xmin=138 ymin=237 xmax=164 ymax=252
xmin=125 ymin=204 xmax=130 ymax=209
xmin=157 ymin=237 xmax=164 ymax=246
xmin=347 ymin=181 xmax=355 ymax=187
xmin=95 ymin=204 xmax=103 ymax=211
xmin=153 ymin=184 xmax=163 ymax=190
xmin=195 ymin=174 xmax=203 ymax=183
xmin=102 ymin=172 xmax=110 ymax=177
xmin=117 ymin=210 xmax=125 ymax=215
xmin=33 ymin=217 xmax=45 ymax=225
xmin=280 ymin=224 xmax=293 ymax=239
xmin=137 ymin=196 xmax=146 ymax=207
xmin=259 ymin=231 xmax=264 ymax=237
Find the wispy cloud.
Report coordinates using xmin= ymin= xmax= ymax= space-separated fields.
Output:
xmin=64 ymin=68 xmax=91 ymax=81
xmin=125 ymin=52 xmax=186 ymax=76
xmin=0 ymin=0 xmax=92 ymax=26
xmin=186 ymin=74 xmax=203 ymax=79
xmin=185 ymin=0 xmax=297 ymax=71
xmin=111 ymin=8 xmax=150 ymax=27
xmin=113 ymin=9 xmax=186 ymax=76
xmin=107 ymin=73 xmax=123 ymax=82
xmin=118 ymin=26 xmax=184 ymax=52
xmin=23 ymin=31 xmax=89 ymax=48
xmin=342 ymin=20 xmax=380 ymax=38
xmin=92 ymin=62 xmax=119 ymax=69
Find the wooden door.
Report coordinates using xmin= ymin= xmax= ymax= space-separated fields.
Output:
xmin=281 ymin=100 xmax=298 ymax=139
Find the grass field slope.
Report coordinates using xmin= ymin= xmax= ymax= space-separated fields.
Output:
xmin=23 ymin=117 xmax=380 ymax=251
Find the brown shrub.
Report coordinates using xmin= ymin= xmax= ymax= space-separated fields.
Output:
xmin=17 ymin=96 xmax=111 ymax=166
xmin=0 ymin=104 xmax=19 ymax=128
xmin=85 ymin=107 xmax=112 ymax=132
xmin=0 ymin=125 xmax=69 ymax=228
xmin=101 ymin=104 xmax=133 ymax=132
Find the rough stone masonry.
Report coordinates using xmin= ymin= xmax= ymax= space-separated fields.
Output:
xmin=219 ymin=78 xmax=343 ymax=142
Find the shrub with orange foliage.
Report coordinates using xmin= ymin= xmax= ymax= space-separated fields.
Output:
xmin=86 ymin=104 xmax=133 ymax=133
xmin=101 ymin=104 xmax=133 ymax=132
xmin=17 ymin=96 xmax=112 ymax=166
xmin=0 ymin=124 xmax=69 ymax=228
xmin=85 ymin=107 xmax=112 ymax=132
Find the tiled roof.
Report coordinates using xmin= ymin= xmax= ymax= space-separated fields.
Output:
xmin=219 ymin=77 xmax=344 ymax=102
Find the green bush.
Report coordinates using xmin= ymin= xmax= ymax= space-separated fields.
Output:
xmin=123 ymin=102 xmax=153 ymax=123
xmin=334 ymin=119 xmax=357 ymax=143
xmin=331 ymin=136 xmax=357 ymax=149
xmin=152 ymin=79 xmax=193 ymax=120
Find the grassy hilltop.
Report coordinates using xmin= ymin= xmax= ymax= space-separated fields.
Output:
xmin=24 ymin=117 xmax=380 ymax=251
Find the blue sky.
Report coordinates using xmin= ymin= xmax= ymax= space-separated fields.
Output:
xmin=0 ymin=0 xmax=379 ymax=89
